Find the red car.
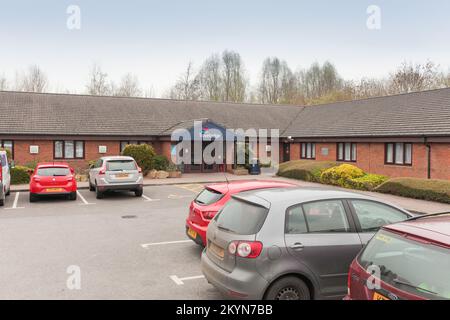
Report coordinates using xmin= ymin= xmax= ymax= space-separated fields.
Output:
xmin=29 ymin=162 xmax=78 ymax=202
xmin=345 ymin=212 xmax=450 ymax=300
xmin=185 ymin=180 xmax=296 ymax=246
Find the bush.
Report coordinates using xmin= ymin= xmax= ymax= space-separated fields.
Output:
xmin=11 ymin=166 xmax=32 ymax=185
xmin=376 ymin=178 xmax=450 ymax=204
xmin=121 ymin=144 xmax=156 ymax=175
xmin=152 ymin=155 xmax=170 ymax=171
xmin=277 ymin=160 xmax=338 ymax=182
xmin=346 ymin=174 xmax=388 ymax=191
xmin=320 ymin=164 xmax=365 ymax=187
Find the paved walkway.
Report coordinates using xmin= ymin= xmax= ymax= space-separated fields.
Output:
xmin=11 ymin=170 xmax=450 ymax=214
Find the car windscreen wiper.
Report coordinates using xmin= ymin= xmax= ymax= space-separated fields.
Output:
xmin=393 ymin=278 xmax=438 ymax=296
xmin=217 ymin=225 xmax=236 ymax=233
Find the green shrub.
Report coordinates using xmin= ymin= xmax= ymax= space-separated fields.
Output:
xmin=152 ymin=155 xmax=170 ymax=171
xmin=277 ymin=160 xmax=338 ymax=182
xmin=11 ymin=166 xmax=32 ymax=185
xmin=121 ymin=144 xmax=156 ymax=175
xmin=346 ymin=174 xmax=388 ymax=191
xmin=376 ymin=178 xmax=450 ymax=204
xmin=320 ymin=164 xmax=365 ymax=187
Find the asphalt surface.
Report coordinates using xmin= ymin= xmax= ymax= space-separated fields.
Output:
xmin=0 ymin=184 xmax=223 ymax=299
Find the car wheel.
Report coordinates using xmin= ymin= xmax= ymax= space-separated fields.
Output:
xmin=264 ymin=276 xmax=310 ymax=300
xmin=95 ymin=184 xmax=104 ymax=199
xmin=69 ymin=192 xmax=77 ymax=201
xmin=134 ymin=188 xmax=143 ymax=197
xmin=6 ymin=187 xmax=10 ymax=196
xmin=0 ymin=198 xmax=4 ymax=206
xmin=89 ymin=180 xmax=95 ymax=192
xmin=29 ymin=193 xmax=38 ymax=203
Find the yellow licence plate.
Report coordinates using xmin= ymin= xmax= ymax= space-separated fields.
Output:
xmin=115 ymin=173 xmax=129 ymax=178
xmin=188 ymin=228 xmax=197 ymax=239
xmin=46 ymin=188 xmax=64 ymax=193
xmin=209 ymin=242 xmax=225 ymax=259
xmin=373 ymin=292 xmax=390 ymax=300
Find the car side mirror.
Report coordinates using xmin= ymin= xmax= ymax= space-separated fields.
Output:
xmin=70 ymin=168 xmax=75 ymax=174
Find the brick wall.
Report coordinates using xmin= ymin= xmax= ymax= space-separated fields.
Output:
xmin=289 ymin=142 xmax=450 ymax=180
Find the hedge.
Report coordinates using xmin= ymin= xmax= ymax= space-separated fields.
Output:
xmin=121 ymin=144 xmax=156 ymax=175
xmin=277 ymin=160 xmax=338 ymax=182
xmin=152 ymin=155 xmax=170 ymax=171
xmin=320 ymin=164 xmax=365 ymax=187
xmin=346 ymin=174 xmax=389 ymax=191
xmin=11 ymin=166 xmax=32 ymax=185
xmin=375 ymin=178 xmax=450 ymax=204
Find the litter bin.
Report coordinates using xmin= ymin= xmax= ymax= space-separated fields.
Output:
xmin=248 ymin=158 xmax=261 ymax=175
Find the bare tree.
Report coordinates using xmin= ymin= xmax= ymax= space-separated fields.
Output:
xmin=0 ymin=75 xmax=7 ymax=90
xmin=297 ymin=61 xmax=343 ymax=100
xmin=351 ymin=78 xmax=388 ymax=99
xmin=169 ymin=62 xmax=200 ymax=100
xmin=222 ymin=50 xmax=246 ymax=102
xmin=198 ymin=54 xmax=222 ymax=101
xmin=258 ymin=57 xmax=295 ymax=104
xmin=20 ymin=65 xmax=48 ymax=92
xmin=114 ymin=73 xmax=142 ymax=97
xmin=389 ymin=61 xmax=440 ymax=94
xmin=86 ymin=64 xmax=111 ymax=96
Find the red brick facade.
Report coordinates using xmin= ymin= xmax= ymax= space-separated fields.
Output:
xmin=3 ymin=138 xmax=449 ymax=180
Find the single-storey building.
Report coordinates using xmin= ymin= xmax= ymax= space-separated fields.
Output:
xmin=0 ymin=88 xmax=449 ymax=180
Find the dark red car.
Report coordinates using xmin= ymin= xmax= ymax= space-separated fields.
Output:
xmin=29 ymin=162 xmax=78 ymax=202
xmin=345 ymin=213 xmax=450 ymax=300
xmin=185 ymin=180 xmax=296 ymax=246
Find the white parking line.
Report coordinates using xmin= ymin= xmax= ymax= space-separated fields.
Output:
xmin=5 ymin=192 xmax=24 ymax=210
xmin=141 ymin=240 xmax=192 ymax=248
xmin=142 ymin=194 xmax=160 ymax=202
xmin=77 ymin=191 xmax=95 ymax=205
xmin=170 ymin=275 xmax=205 ymax=285
xmin=168 ymin=194 xmax=192 ymax=199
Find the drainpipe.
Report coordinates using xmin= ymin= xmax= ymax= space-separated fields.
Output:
xmin=424 ymin=137 xmax=431 ymax=180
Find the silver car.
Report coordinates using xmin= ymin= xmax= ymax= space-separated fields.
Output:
xmin=88 ymin=156 xmax=144 ymax=199
xmin=201 ymin=187 xmax=414 ymax=300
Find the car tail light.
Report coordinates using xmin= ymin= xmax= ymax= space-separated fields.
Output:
xmin=33 ymin=176 xmax=40 ymax=182
xmin=99 ymin=167 xmax=106 ymax=175
xmin=201 ymin=211 xmax=217 ymax=220
xmin=228 ymin=241 xmax=263 ymax=259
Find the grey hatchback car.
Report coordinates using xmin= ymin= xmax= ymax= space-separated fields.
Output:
xmin=201 ymin=188 xmax=414 ymax=300
xmin=88 ymin=156 xmax=144 ymax=199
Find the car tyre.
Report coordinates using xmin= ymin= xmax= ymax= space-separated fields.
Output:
xmin=89 ymin=180 xmax=95 ymax=192
xmin=0 ymin=198 xmax=4 ymax=206
xmin=134 ymin=188 xmax=143 ymax=197
xmin=29 ymin=193 xmax=38 ymax=203
xmin=264 ymin=276 xmax=310 ymax=300
xmin=6 ymin=187 xmax=10 ymax=196
xmin=95 ymin=184 xmax=104 ymax=199
xmin=69 ymin=192 xmax=77 ymax=201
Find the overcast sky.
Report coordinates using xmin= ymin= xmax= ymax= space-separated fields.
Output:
xmin=1 ymin=0 xmax=449 ymax=96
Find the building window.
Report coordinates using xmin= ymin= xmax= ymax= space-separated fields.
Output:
xmin=301 ymin=143 xmax=316 ymax=159
xmin=54 ymin=141 xmax=84 ymax=159
xmin=337 ymin=143 xmax=357 ymax=162
xmin=0 ymin=140 xmax=14 ymax=159
xmin=385 ymin=143 xmax=412 ymax=165
xmin=120 ymin=141 xmax=149 ymax=152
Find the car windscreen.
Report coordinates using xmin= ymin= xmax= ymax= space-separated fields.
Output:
xmin=106 ymin=160 xmax=137 ymax=171
xmin=194 ymin=188 xmax=224 ymax=205
xmin=358 ymin=229 xmax=450 ymax=299
xmin=37 ymin=167 xmax=71 ymax=177
xmin=214 ymin=198 xmax=269 ymax=235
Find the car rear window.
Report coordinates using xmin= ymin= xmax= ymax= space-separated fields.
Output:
xmin=195 ymin=188 xmax=224 ymax=205
xmin=358 ymin=229 xmax=450 ymax=299
xmin=106 ymin=160 xmax=137 ymax=171
xmin=214 ymin=198 xmax=269 ymax=235
xmin=37 ymin=167 xmax=71 ymax=177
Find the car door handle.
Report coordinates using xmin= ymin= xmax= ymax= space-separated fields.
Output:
xmin=290 ymin=243 xmax=304 ymax=250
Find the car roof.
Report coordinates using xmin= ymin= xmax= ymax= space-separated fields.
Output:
xmin=36 ymin=162 xmax=70 ymax=168
xmin=205 ymin=180 xmax=296 ymax=194
xmin=232 ymin=187 xmax=402 ymax=209
xmin=383 ymin=213 xmax=450 ymax=247
xmin=100 ymin=156 xmax=135 ymax=161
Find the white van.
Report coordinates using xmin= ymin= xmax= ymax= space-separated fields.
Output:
xmin=0 ymin=150 xmax=11 ymax=206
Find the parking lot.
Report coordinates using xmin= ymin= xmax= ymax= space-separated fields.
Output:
xmin=0 ymin=184 xmax=223 ymax=299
